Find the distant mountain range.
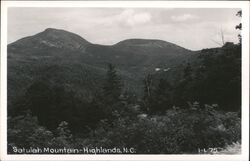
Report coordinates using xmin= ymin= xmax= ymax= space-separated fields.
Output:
xmin=8 ymin=28 xmax=198 ymax=108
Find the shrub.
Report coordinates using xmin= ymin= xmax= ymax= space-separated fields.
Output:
xmin=84 ymin=103 xmax=241 ymax=154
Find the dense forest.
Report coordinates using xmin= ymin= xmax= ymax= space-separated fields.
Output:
xmin=7 ymin=11 xmax=242 ymax=154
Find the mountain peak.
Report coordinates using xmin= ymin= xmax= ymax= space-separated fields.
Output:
xmin=44 ymin=28 xmax=60 ymax=32
xmin=37 ymin=28 xmax=90 ymax=49
xmin=10 ymin=28 xmax=90 ymax=51
xmin=116 ymin=38 xmax=167 ymax=45
xmin=42 ymin=28 xmax=74 ymax=35
xmin=114 ymin=38 xmax=190 ymax=53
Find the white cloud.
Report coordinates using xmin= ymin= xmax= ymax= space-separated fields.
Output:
xmin=117 ymin=9 xmax=152 ymax=27
xmin=81 ymin=9 xmax=152 ymax=28
xmin=171 ymin=14 xmax=199 ymax=22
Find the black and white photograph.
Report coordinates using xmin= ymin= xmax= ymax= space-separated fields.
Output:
xmin=0 ymin=1 xmax=249 ymax=161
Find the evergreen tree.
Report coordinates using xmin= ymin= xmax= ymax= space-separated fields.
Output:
xmin=103 ymin=63 xmax=122 ymax=103
xmin=95 ymin=63 xmax=124 ymax=123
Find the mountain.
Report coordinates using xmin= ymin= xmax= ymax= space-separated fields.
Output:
xmin=10 ymin=28 xmax=90 ymax=50
xmin=114 ymin=38 xmax=190 ymax=55
xmin=7 ymin=28 xmax=197 ymax=109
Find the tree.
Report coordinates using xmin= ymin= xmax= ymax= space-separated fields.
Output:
xmin=188 ymin=43 xmax=241 ymax=111
xmin=142 ymin=74 xmax=154 ymax=113
xmin=183 ymin=63 xmax=193 ymax=81
xmin=173 ymin=63 xmax=194 ymax=107
xmin=153 ymin=78 xmax=173 ymax=114
xmin=90 ymin=63 xmax=124 ymax=124
xmin=235 ymin=10 xmax=242 ymax=44
xmin=7 ymin=112 xmax=54 ymax=151
xmin=142 ymin=75 xmax=173 ymax=114
xmin=103 ymin=63 xmax=122 ymax=103
xmin=25 ymin=79 xmax=78 ymax=130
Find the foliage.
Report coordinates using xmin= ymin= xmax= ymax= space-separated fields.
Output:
xmin=190 ymin=43 xmax=241 ymax=111
xmin=82 ymin=103 xmax=241 ymax=154
xmin=143 ymin=76 xmax=173 ymax=114
xmin=217 ymin=142 xmax=241 ymax=154
xmin=24 ymin=79 xmax=80 ymax=130
xmin=142 ymin=74 xmax=154 ymax=113
xmin=8 ymin=101 xmax=241 ymax=154
xmin=143 ymin=42 xmax=241 ymax=112
xmin=103 ymin=63 xmax=123 ymax=103
xmin=8 ymin=112 xmax=42 ymax=149
xmin=89 ymin=63 xmax=127 ymax=124
xmin=8 ymin=113 xmax=76 ymax=153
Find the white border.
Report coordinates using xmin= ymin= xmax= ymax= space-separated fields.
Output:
xmin=1 ymin=1 xmax=249 ymax=161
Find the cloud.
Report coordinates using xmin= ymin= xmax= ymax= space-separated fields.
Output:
xmin=117 ymin=9 xmax=152 ymax=27
xmin=171 ymin=14 xmax=199 ymax=22
xmin=82 ymin=9 xmax=152 ymax=28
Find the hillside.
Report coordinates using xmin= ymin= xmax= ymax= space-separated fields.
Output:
xmin=8 ymin=28 xmax=196 ymax=109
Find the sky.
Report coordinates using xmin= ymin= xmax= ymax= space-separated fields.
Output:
xmin=8 ymin=8 xmax=241 ymax=50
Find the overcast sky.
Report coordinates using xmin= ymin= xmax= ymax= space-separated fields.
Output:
xmin=8 ymin=8 xmax=241 ymax=50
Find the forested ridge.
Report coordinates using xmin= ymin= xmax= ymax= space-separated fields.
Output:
xmin=7 ymin=11 xmax=242 ymax=154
